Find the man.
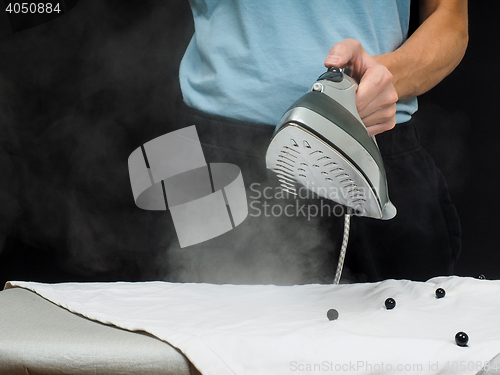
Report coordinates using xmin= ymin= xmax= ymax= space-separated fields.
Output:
xmin=174 ymin=0 xmax=468 ymax=283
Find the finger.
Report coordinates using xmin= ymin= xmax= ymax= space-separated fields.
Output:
xmin=356 ymin=65 xmax=394 ymax=113
xmin=366 ymin=120 xmax=397 ymax=136
xmin=358 ymin=87 xmax=398 ymax=120
xmin=324 ymin=38 xmax=364 ymax=68
xmin=361 ymin=104 xmax=397 ymax=129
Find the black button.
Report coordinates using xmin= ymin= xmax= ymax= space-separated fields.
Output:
xmin=318 ymin=67 xmax=343 ymax=83
xmin=435 ymin=288 xmax=446 ymax=298
xmin=455 ymin=332 xmax=469 ymax=347
xmin=326 ymin=309 xmax=339 ymax=321
xmin=385 ymin=298 xmax=396 ymax=310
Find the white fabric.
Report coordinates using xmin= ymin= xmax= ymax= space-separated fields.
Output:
xmin=6 ymin=276 xmax=500 ymax=375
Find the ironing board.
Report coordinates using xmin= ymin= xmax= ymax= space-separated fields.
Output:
xmin=2 ymin=278 xmax=500 ymax=375
xmin=0 ymin=287 xmax=199 ymax=375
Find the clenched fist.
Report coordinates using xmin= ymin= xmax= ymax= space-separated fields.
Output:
xmin=325 ymin=39 xmax=398 ymax=136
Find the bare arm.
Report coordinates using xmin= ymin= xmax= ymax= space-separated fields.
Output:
xmin=375 ymin=0 xmax=469 ymax=100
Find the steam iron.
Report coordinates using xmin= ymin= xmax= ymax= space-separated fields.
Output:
xmin=265 ymin=67 xmax=396 ymax=283
xmin=266 ymin=67 xmax=396 ymax=220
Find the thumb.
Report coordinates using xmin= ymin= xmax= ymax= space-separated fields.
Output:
xmin=324 ymin=39 xmax=362 ymax=67
xmin=324 ymin=39 xmax=374 ymax=81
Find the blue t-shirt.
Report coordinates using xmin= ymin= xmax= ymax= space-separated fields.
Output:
xmin=180 ymin=1 xmax=417 ymax=126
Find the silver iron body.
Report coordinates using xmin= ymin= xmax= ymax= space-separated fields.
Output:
xmin=266 ymin=69 xmax=396 ymax=220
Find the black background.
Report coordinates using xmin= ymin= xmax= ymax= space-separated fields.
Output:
xmin=0 ymin=1 xmax=498 ymax=286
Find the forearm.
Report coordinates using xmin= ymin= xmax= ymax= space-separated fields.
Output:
xmin=374 ymin=0 xmax=468 ymax=100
